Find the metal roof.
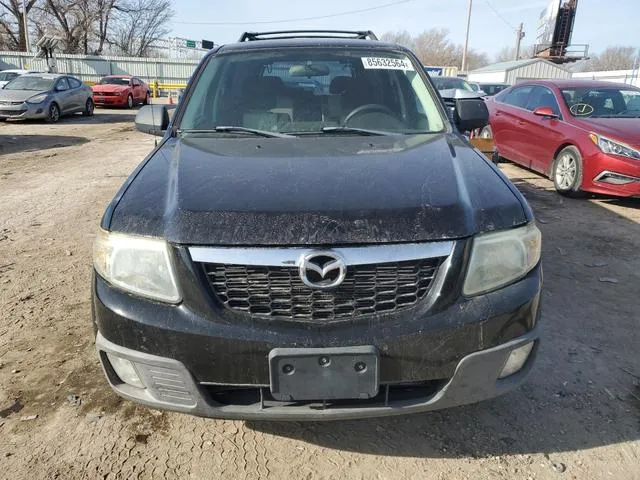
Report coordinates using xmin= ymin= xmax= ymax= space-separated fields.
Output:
xmin=470 ymin=59 xmax=569 ymax=73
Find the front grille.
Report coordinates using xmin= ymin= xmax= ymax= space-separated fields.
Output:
xmin=96 ymin=92 xmax=120 ymax=96
xmin=201 ymin=258 xmax=443 ymax=321
xmin=0 ymin=109 xmax=25 ymax=115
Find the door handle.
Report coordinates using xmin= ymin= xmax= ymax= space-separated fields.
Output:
xmin=495 ymin=111 xmax=502 ymax=116
xmin=517 ymin=120 xmax=526 ymax=126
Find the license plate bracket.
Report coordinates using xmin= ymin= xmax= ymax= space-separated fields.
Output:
xmin=268 ymin=346 xmax=379 ymax=401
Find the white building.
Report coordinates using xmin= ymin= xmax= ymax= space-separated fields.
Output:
xmin=572 ymin=69 xmax=640 ymax=88
xmin=467 ymin=59 xmax=571 ymax=85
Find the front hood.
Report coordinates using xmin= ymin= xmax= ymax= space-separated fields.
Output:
xmin=93 ymin=85 xmax=128 ymax=93
xmin=575 ymin=117 xmax=640 ymax=148
xmin=0 ymin=89 xmax=47 ymax=102
xmin=108 ymin=134 xmax=528 ymax=245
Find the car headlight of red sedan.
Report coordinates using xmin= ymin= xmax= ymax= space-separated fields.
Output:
xmin=589 ymin=133 xmax=640 ymax=160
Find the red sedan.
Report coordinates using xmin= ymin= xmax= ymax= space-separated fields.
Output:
xmin=484 ymin=80 xmax=640 ymax=197
xmin=92 ymin=75 xmax=150 ymax=108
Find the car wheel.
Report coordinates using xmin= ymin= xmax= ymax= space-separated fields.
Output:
xmin=480 ymin=126 xmax=493 ymax=139
xmin=127 ymin=94 xmax=133 ymax=109
xmin=83 ymin=98 xmax=94 ymax=116
xmin=553 ymin=146 xmax=583 ymax=196
xmin=46 ymin=103 xmax=60 ymax=123
xmin=143 ymin=92 xmax=150 ymax=105
xmin=491 ymin=150 xmax=501 ymax=164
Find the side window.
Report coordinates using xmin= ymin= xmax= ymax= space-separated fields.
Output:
xmin=67 ymin=77 xmax=82 ymax=88
xmin=55 ymin=78 xmax=70 ymax=91
xmin=132 ymin=78 xmax=140 ymax=86
xmin=499 ymin=86 xmax=534 ymax=109
xmin=526 ymin=86 xmax=560 ymax=115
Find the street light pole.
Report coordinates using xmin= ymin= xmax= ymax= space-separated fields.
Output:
xmin=461 ymin=0 xmax=473 ymax=73
xmin=22 ymin=0 xmax=31 ymax=53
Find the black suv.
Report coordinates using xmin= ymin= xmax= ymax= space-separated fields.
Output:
xmin=93 ymin=30 xmax=542 ymax=420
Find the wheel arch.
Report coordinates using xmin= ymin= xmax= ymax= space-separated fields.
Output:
xmin=548 ymin=142 xmax=581 ymax=178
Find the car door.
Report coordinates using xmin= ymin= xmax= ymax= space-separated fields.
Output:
xmin=131 ymin=78 xmax=144 ymax=103
xmin=53 ymin=77 xmax=74 ymax=112
xmin=67 ymin=77 xmax=86 ymax=111
xmin=491 ymin=85 xmax=534 ymax=166
xmin=519 ymin=86 xmax=565 ymax=174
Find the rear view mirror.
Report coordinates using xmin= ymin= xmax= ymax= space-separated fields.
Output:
xmin=289 ymin=64 xmax=330 ymax=77
xmin=453 ymin=98 xmax=489 ymax=132
xmin=135 ymin=105 xmax=169 ymax=136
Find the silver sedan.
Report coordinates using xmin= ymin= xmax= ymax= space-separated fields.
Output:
xmin=0 ymin=73 xmax=94 ymax=122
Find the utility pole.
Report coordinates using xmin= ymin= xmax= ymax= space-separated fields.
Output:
xmin=514 ymin=23 xmax=525 ymax=60
xmin=22 ymin=0 xmax=31 ymax=53
xmin=461 ymin=0 xmax=473 ymax=73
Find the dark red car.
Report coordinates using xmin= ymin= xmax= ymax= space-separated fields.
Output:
xmin=92 ymin=75 xmax=150 ymax=108
xmin=484 ymin=80 xmax=640 ymax=197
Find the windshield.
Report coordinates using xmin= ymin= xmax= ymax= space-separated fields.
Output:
xmin=99 ymin=77 xmax=131 ymax=86
xmin=179 ymin=49 xmax=446 ymax=135
xmin=562 ymin=87 xmax=640 ymax=118
xmin=431 ymin=77 xmax=474 ymax=92
xmin=0 ymin=72 xmax=19 ymax=82
xmin=482 ymin=84 xmax=507 ymax=96
xmin=4 ymin=76 xmax=54 ymax=91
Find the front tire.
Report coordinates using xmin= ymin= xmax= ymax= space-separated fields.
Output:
xmin=46 ymin=103 xmax=60 ymax=123
xmin=83 ymin=98 xmax=94 ymax=116
xmin=143 ymin=92 xmax=150 ymax=105
xmin=553 ymin=146 xmax=583 ymax=196
xmin=126 ymin=94 xmax=133 ymax=109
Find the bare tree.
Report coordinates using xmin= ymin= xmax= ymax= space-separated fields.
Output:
xmin=93 ymin=0 xmax=117 ymax=55
xmin=111 ymin=0 xmax=172 ymax=57
xmin=583 ymin=46 xmax=638 ymax=71
xmin=0 ymin=0 xmax=39 ymax=51
xmin=381 ymin=29 xmax=489 ymax=71
xmin=494 ymin=45 xmax=535 ymax=63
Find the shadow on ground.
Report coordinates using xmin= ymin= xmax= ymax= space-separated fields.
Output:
xmin=248 ymin=169 xmax=640 ymax=459
xmin=0 ymin=134 xmax=88 ymax=155
xmin=61 ymin=109 xmax=138 ymax=125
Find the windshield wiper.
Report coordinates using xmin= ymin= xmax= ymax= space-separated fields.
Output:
xmin=178 ymin=126 xmax=295 ymax=138
xmin=320 ymin=126 xmax=394 ymax=136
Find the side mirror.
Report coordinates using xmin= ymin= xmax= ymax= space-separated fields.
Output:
xmin=135 ymin=104 xmax=169 ymax=136
xmin=533 ymin=106 xmax=559 ymax=119
xmin=453 ymin=98 xmax=489 ymax=132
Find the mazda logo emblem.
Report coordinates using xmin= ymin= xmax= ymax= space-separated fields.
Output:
xmin=299 ymin=251 xmax=347 ymax=289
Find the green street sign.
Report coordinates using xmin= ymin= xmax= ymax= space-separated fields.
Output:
xmin=186 ymin=40 xmax=196 ymax=48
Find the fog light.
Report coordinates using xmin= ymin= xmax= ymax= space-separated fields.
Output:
xmin=106 ymin=352 xmax=145 ymax=388
xmin=499 ymin=342 xmax=534 ymax=379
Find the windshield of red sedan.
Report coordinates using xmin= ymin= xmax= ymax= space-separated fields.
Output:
xmin=99 ymin=77 xmax=130 ymax=86
xmin=561 ymin=87 xmax=640 ymax=118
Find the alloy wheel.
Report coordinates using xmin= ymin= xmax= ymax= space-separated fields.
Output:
xmin=555 ymin=154 xmax=577 ymax=190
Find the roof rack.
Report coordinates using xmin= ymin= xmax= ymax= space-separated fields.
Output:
xmin=238 ymin=30 xmax=378 ymax=42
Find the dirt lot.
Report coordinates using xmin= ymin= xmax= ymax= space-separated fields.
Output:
xmin=1 ymin=111 xmax=639 ymax=480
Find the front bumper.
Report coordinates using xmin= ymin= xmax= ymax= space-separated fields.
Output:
xmin=0 ymin=101 xmax=49 ymax=120
xmin=584 ymin=151 xmax=640 ymax=197
xmin=96 ymin=329 xmax=538 ymax=421
xmin=92 ymin=239 xmax=542 ymax=420
xmin=94 ymin=95 xmax=127 ymax=107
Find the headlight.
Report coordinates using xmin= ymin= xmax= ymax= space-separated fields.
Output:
xmin=93 ymin=229 xmax=180 ymax=303
xmin=589 ymin=133 xmax=640 ymax=160
xmin=26 ymin=93 xmax=48 ymax=104
xmin=464 ymin=223 xmax=541 ymax=296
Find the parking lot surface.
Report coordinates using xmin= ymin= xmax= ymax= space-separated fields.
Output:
xmin=1 ymin=111 xmax=638 ymax=479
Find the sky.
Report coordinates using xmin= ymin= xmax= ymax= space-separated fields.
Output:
xmin=170 ymin=0 xmax=639 ymax=59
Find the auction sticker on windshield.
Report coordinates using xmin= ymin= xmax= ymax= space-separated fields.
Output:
xmin=361 ymin=57 xmax=414 ymax=71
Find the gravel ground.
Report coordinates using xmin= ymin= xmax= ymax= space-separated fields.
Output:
xmin=0 ymin=110 xmax=638 ymax=479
